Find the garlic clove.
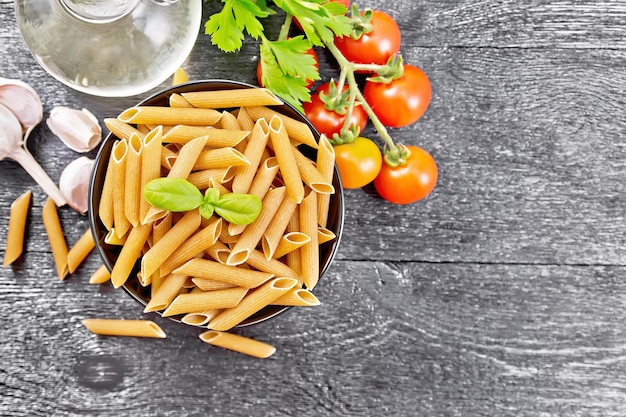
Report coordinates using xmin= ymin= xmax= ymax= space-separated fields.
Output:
xmin=46 ymin=107 xmax=102 ymax=153
xmin=59 ymin=156 xmax=94 ymax=214
xmin=0 ymin=78 xmax=43 ymax=140
xmin=0 ymin=102 xmax=24 ymax=160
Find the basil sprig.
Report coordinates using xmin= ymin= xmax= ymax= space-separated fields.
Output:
xmin=143 ymin=178 xmax=262 ymax=225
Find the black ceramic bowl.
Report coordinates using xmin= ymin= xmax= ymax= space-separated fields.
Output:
xmin=88 ymin=80 xmax=344 ymax=328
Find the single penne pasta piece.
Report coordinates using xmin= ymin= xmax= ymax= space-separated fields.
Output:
xmin=292 ymin=145 xmax=334 ymax=194
xmin=140 ymin=126 xmax=164 ymax=223
xmin=159 ymin=218 xmax=222 ymax=277
xmin=110 ymin=223 xmax=152 ymax=288
xmin=162 ymin=287 xmax=248 ymax=317
xmin=231 ymin=118 xmax=270 ymax=194
xmin=82 ymin=319 xmax=166 ymax=338
xmin=104 ymin=118 xmax=145 ymax=141
xmin=273 ymin=232 xmax=311 ymax=259
xmin=269 ymin=116 xmax=304 ymax=203
xmin=42 ymin=198 xmax=69 ymax=280
xmin=316 ymin=135 xmax=335 ymax=227
xmin=3 ymin=190 xmax=31 ymax=266
xmin=182 ymin=309 xmax=223 ymax=326
xmin=245 ymin=249 xmax=298 ymax=279
xmin=199 ymin=330 xmax=276 ymax=359
xmin=193 ymin=147 xmax=249 ymax=170
xmin=272 ymin=288 xmax=320 ymax=306
xmin=167 ymin=135 xmax=209 ymax=179
xmin=161 ymin=144 xmax=178 ymax=170
xmin=67 ymin=228 xmax=95 ymax=274
xmin=187 ymin=168 xmax=228 ymax=190
xmin=285 ymin=210 xmax=302 ymax=282
xmin=169 ymin=93 xmax=194 ymax=108
xmin=140 ymin=209 xmax=201 ymax=283
xmin=246 ymin=106 xmax=318 ymax=149
xmin=89 ymin=264 xmax=111 ymax=284
xmin=317 ymin=227 xmax=337 ymax=245
xmin=208 ymin=277 xmax=298 ymax=331
xmin=118 ymin=106 xmax=222 ymax=126
xmin=300 ymin=190 xmax=320 ymax=290
xmin=173 ymin=258 xmax=274 ymax=288
xmin=148 ymin=213 xmax=173 ymax=291
xmin=181 ymin=88 xmax=282 ymax=108
xmin=192 ymin=278 xmax=237 ymax=291
xmin=206 ymin=241 xmax=231 ymax=264
xmin=98 ymin=153 xmax=115 ymax=231
xmin=236 ymin=106 xmax=255 ymax=131
xmin=227 ymin=186 xmax=287 ymax=265
xmin=162 ymin=125 xmax=249 ymax=147
xmin=261 ymin=196 xmax=298 ymax=260
xmin=111 ymin=139 xmax=130 ymax=238
xmin=144 ymin=273 xmax=189 ymax=312
xmin=104 ymin=228 xmax=126 ymax=245
xmin=124 ymin=133 xmax=143 ymax=227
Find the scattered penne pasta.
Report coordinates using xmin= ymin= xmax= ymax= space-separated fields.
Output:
xmin=3 ymin=190 xmax=32 ymax=267
xmin=42 ymin=198 xmax=69 ymax=280
xmin=199 ymin=330 xmax=276 ymax=359
xmin=82 ymin=319 xmax=166 ymax=338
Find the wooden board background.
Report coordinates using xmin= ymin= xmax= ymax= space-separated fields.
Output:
xmin=2 ymin=1 xmax=626 ymax=416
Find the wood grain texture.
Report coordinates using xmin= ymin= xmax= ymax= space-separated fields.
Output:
xmin=2 ymin=0 xmax=626 ymax=416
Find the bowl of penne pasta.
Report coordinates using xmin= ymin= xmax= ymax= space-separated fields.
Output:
xmin=88 ymin=80 xmax=344 ymax=330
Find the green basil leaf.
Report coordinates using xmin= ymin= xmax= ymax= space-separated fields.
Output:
xmin=204 ymin=188 xmax=221 ymax=206
xmin=214 ymin=193 xmax=262 ymax=225
xmin=199 ymin=201 xmax=215 ymax=219
xmin=143 ymin=178 xmax=203 ymax=212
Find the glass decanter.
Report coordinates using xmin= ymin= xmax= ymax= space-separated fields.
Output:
xmin=15 ymin=0 xmax=202 ymax=97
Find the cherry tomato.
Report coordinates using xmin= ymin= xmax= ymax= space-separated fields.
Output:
xmin=374 ymin=146 xmax=437 ymax=204
xmin=257 ymin=46 xmax=319 ymax=89
xmin=334 ymin=10 xmax=401 ymax=67
xmin=334 ymin=137 xmax=382 ymax=189
xmin=303 ymin=83 xmax=368 ymax=139
xmin=363 ymin=64 xmax=432 ymax=128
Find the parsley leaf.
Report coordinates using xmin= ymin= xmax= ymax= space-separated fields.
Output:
xmin=205 ymin=0 xmax=271 ymax=52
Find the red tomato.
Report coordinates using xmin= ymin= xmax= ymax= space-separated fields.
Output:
xmin=363 ymin=64 xmax=431 ymax=128
xmin=257 ymin=47 xmax=319 ymax=89
xmin=303 ymin=83 xmax=368 ymax=139
xmin=374 ymin=146 xmax=437 ymax=204
xmin=334 ymin=137 xmax=382 ymax=189
xmin=334 ymin=10 xmax=401 ymax=67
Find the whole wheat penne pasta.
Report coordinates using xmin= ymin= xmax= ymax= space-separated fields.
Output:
xmin=273 ymin=232 xmax=311 ymax=259
xmin=118 ymin=106 xmax=222 ymax=126
xmin=231 ymin=118 xmax=270 ymax=194
xmin=208 ymin=177 xmax=230 ymax=196
xmin=162 ymin=287 xmax=248 ymax=317
xmin=272 ymin=288 xmax=320 ymax=306
xmin=173 ymin=258 xmax=274 ymax=288
xmin=292 ymin=145 xmax=334 ymax=194
xmin=247 ymin=106 xmax=318 ymax=149
xmin=236 ymin=106 xmax=255 ymax=131
xmin=161 ymin=144 xmax=178 ymax=170
xmin=182 ymin=88 xmax=282 ymax=108
xmin=245 ymin=249 xmax=298 ymax=279
xmin=316 ymin=135 xmax=335 ymax=227
xmin=140 ymin=209 xmax=201 ymax=283
xmin=206 ymin=241 xmax=231 ymax=264
xmin=144 ymin=273 xmax=189 ymax=312
xmin=193 ymin=147 xmax=249 ymax=170
xmin=148 ymin=213 xmax=173 ymax=292
xmin=82 ymin=319 xmax=166 ymax=338
xmin=104 ymin=228 xmax=126 ymax=245
xmin=89 ymin=264 xmax=111 ymax=284
xmin=167 ymin=135 xmax=209 ymax=179
xmin=187 ymin=168 xmax=228 ymax=189
xmin=300 ymin=190 xmax=319 ymax=290
xmin=3 ymin=190 xmax=31 ymax=266
xmin=317 ymin=227 xmax=337 ymax=245
xmin=169 ymin=93 xmax=194 ymax=108
xmin=227 ymin=187 xmax=287 ymax=265
xmin=192 ymin=278 xmax=237 ymax=291
xmin=163 ymin=125 xmax=249 ymax=147
xmin=104 ymin=118 xmax=145 ymax=141
xmin=208 ymin=277 xmax=298 ymax=331
xmin=199 ymin=330 xmax=276 ymax=358
xmin=137 ymin=124 xmax=151 ymax=135
xmin=140 ymin=126 xmax=164 ymax=223
xmin=67 ymin=229 xmax=95 ymax=274
xmin=110 ymin=223 xmax=152 ymax=288
xmin=261 ymin=196 xmax=298 ymax=260
xmin=159 ymin=218 xmax=222 ymax=277
xmin=269 ymin=116 xmax=304 ymax=203
xmin=42 ymin=198 xmax=69 ymax=280
xmin=285 ymin=210 xmax=302 ymax=282
xmin=111 ymin=139 xmax=130 ymax=238
xmin=182 ymin=309 xmax=223 ymax=326
xmin=124 ymin=133 xmax=143 ymax=227
xmin=98 ymin=153 xmax=115 ymax=231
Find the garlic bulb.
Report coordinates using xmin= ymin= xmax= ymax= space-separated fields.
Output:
xmin=0 ymin=77 xmax=43 ymax=140
xmin=46 ymin=107 xmax=102 ymax=152
xmin=59 ymin=156 xmax=94 ymax=214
